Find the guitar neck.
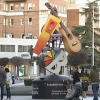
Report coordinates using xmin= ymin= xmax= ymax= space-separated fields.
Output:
xmin=51 ymin=8 xmax=70 ymax=35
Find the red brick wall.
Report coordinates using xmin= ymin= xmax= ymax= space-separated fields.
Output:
xmin=2 ymin=0 xmax=39 ymax=38
xmin=67 ymin=9 xmax=79 ymax=31
xmin=0 ymin=16 xmax=2 ymax=37
xmin=0 ymin=1 xmax=2 ymax=37
xmin=0 ymin=0 xmax=67 ymax=38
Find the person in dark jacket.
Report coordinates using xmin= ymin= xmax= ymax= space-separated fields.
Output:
xmin=72 ymin=66 xmax=80 ymax=84
xmin=0 ymin=66 xmax=6 ymax=100
xmin=89 ymin=65 xmax=99 ymax=100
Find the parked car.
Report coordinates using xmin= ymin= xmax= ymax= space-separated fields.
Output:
xmin=11 ymin=73 xmax=17 ymax=84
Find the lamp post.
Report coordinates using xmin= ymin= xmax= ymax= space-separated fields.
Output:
xmin=92 ymin=1 xmax=100 ymax=66
xmin=92 ymin=4 xmax=94 ymax=66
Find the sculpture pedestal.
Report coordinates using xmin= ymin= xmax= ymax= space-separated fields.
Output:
xmin=32 ymin=74 xmax=73 ymax=99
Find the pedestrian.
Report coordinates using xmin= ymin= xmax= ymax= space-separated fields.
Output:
xmin=0 ymin=66 xmax=6 ymax=100
xmin=89 ymin=65 xmax=99 ymax=100
xmin=72 ymin=66 xmax=80 ymax=84
xmin=5 ymin=68 xmax=12 ymax=100
xmin=85 ymin=70 xmax=89 ymax=77
xmin=80 ymin=67 xmax=85 ymax=77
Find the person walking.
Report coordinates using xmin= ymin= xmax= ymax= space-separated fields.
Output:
xmin=5 ymin=68 xmax=12 ymax=100
xmin=89 ymin=65 xmax=99 ymax=100
xmin=72 ymin=66 xmax=80 ymax=84
xmin=0 ymin=66 xmax=6 ymax=100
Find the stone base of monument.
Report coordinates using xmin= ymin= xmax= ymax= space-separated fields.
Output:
xmin=32 ymin=74 xmax=73 ymax=99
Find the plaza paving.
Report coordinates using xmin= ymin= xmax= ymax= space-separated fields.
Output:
xmin=2 ymin=96 xmax=100 ymax=100
xmin=2 ymin=81 xmax=100 ymax=100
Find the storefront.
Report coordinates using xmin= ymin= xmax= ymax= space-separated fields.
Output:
xmin=0 ymin=38 xmax=39 ymax=76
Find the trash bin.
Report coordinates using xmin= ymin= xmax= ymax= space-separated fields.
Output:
xmin=82 ymin=81 xmax=88 ymax=91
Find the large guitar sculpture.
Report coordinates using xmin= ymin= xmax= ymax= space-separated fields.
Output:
xmin=45 ymin=2 xmax=82 ymax=54
xmin=33 ymin=2 xmax=82 ymax=74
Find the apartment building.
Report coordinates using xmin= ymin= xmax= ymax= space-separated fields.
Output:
xmin=0 ymin=0 xmax=67 ymax=38
xmin=0 ymin=0 xmax=67 ymax=76
xmin=67 ymin=0 xmax=100 ymax=31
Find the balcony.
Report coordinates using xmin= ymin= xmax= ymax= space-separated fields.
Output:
xmin=5 ymin=0 xmax=26 ymax=1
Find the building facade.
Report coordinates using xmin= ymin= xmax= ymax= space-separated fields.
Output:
xmin=0 ymin=0 xmax=67 ymax=38
xmin=0 ymin=0 xmax=67 ymax=76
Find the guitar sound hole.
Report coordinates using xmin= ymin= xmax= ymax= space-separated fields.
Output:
xmin=67 ymin=34 xmax=72 ymax=40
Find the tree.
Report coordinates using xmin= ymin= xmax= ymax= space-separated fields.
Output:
xmin=11 ymin=56 xmax=24 ymax=76
xmin=68 ymin=50 xmax=88 ymax=67
xmin=0 ymin=58 xmax=9 ymax=67
xmin=72 ymin=0 xmax=100 ymax=68
xmin=38 ymin=54 xmax=46 ymax=75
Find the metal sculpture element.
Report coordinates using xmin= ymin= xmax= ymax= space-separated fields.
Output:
xmin=45 ymin=50 xmax=67 ymax=74
xmin=33 ymin=14 xmax=61 ymax=55
xmin=33 ymin=4 xmax=81 ymax=74
xmin=43 ymin=34 xmax=63 ymax=51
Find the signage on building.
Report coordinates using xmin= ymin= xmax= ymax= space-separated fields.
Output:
xmin=21 ymin=54 xmax=29 ymax=57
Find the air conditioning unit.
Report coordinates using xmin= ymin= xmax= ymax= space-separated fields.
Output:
xmin=6 ymin=34 xmax=12 ymax=38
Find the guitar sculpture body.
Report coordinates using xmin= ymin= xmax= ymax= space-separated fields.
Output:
xmin=45 ymin=2 xmax=82 ymax=54
xmin=58 ymin=27 xmax=82 ymax=54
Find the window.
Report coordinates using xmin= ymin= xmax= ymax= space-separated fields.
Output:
xmin=67 ymin=0 xmax=75 ymax=4
xmin=10 ymin=4 xmax=14 ymax=11
xmin=11 ymin=33 xmax=14 ymax=38
xmin=59 ymin=5 xmax=61 ymax=12
xmin=3 ymin=18 xmax=8 ymax=25
xmin=6 ymin=19 xmax=8 ymax=25
xmin=6 ymin=45 xmax=10 ymax=52
xmin=70 ymin=0 xmax=75 ymax=4
xmin=3 ymin=3 xmax=5 ymax=10
xmin=6 ymin=34 xmax=13 ymax=38
xmin=1 ymin=45 xmax=5 ymax=52
xmin=64 ymin=7 xmax=66 ymax=13
xmin=52 ymin=4 xmax=54 ymax=7
xmin=28 ymin=33 xmax=32 ymax=37
xmin=28 ymin=18 xmax=32 ymax=25
xmin=28 ymin=3 xmax=32 ymax=10
xmin=18 ymin=45 xmax=29 ymax=52
xmin=23 ymin=46 xmax=27 ymax=52
xmin=18 ymin=45 xmax=23 ymax=52
xmin=3 ymin=33 xmax=6 ymax=38
xmin=61 ymin=6 xmax=63 ymax=12
xmin=21 ymin=18 xmax=24 ymax=25
xmin=21 ymin=33 xmax=25 ymax=38
xmin=10 ymin=19 xmax=14 ymax=25
xmin=0 ymin=45 xmax=15 ymax=52
xmin=10 ymin=45 xmax=15 ymax=52
xmin=3 ymin=18 xmax=5 ymax=25
xmin=21 ymin=3 xmax=24 ymax=10
xmin=6 ymin=4 xmax=8 ymax=11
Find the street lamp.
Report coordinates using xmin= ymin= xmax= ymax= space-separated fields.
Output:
xmin=92 ymin=1 xmax=100 ymax=66
xmin=92 ymin=3 xmax=94 ymax=66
